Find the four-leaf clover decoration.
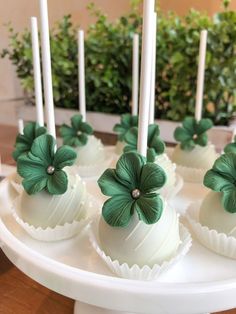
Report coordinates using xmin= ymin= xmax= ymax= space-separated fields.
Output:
xmin=12 ymin=122 xmax=47 ymax=161
xmin=60 ymin=114 xmax=93 ymax=147
xmin=123 ymin=124 xmax=165 ymax=162
xmin=204 ymin=153 xmax=236 ymax=213
xmin=17 ymin=134 xmax=77 ymax=195
xmin=224 ymin=136 xmax=236 ymax=154
xmin=113 ymin=113 xmax=138 ymax=141
xmin=97 ymin=151 xmax=166 ymax=227
xmin=174 ymin=117 xmax=213 ymax=151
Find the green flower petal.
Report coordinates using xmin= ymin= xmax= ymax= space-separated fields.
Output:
xmin=222 ymin=189 xmax=236 ymax=213
xmin=124 ymin=127 xmax=138 ymax=148
xmin=182 ymin=117 xmax=195 ymax=134
xmin=80 ymin=122 xmax=93 ymax=135
xmin=180 ymin=139 xmax=195 ymax=151
xmin=77 ymin=133 xmax=88 ymax=146
xmin=213 ymin=154 xmax=236 ymax=183
xmin=224 ymin=143 xmax=236 ymax=154
xmin=71 ymin=114 xmax=83 ymax=130
xmin=17 ymin=154 xmax=47 ymax=178
xmin=98 ymin=169 xmax=129 ymax=197
xmin=114 ymin=114 xmax=138 ymax=142
xmin=195 ymin=133 xmax=208 ymax=147
xmin=147 ymin=148 xmax=156 ymax=162
xmin=134 ymin=193 xmax=163 ymax=224
xmin=150 ymin=137 xmax=165 ymax=155
xmin=62 ymin=136 xmax=77 ymax=147
xmin=148 ymin=124 xmax=160 ymax=137
xmin=116 ymin=152 xmax=145 ymax=190
xmin=13 ymin=122 xmax=47 ymax=161
xmin=113 ymin=124 xmax=124 ymax=133
xmin=174 ymin=127 xmax=192 ymax=142
xmin=102 ymin=195 xmax=134 ymax=227
xmin=204 ymin=169 xmax=234 ymax=191
xmin=123 ymin=144 xmax=135 ymax=153
xmin=196 ymin=118 xmax=213 ymax=134
xmin=60 ymin=125 xmax=75 ymax=138
xmin=46 ymin=170 xmax=68 ymax=195
xmin=22 ymin=175 xmax=48 ymax=195
xmin=31 ymin=134 xmax=55 ymax=165
xmin=140 ymin=162 xmax=166 ymax=193
xmin=53 ymin=145 xmax=77 ymax=169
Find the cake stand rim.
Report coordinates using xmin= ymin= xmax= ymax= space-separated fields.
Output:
xmin=1 ymin=216 xmax=236 ymax=295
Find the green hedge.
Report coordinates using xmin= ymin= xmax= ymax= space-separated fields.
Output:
xmin=1 ymin=1 xmax=236 ymax=125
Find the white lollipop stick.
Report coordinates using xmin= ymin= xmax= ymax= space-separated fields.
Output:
xmin=39 ymin=0 xmax=56 ymax=138
xmin=195 ymin=30 xmax=208 ymax=122
xmin=132 ymin=34 xmax=139 ymax=116
xmin=78 ymin=30 xmax=86 ymax=122
xmin=18 ymin=119 xmax=24 ymax=135
xmin=31 ymin=17 xmax=44 ymax=127
xmin=137 ymin=0 xmax=155 ymax=157
xmin=149 ymin=12 xmax=157 ymax=125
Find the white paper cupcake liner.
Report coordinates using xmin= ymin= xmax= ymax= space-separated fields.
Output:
xmin=186 ymin=202 xmax=236 ymax=259
xmin=176 ymin=165 xmax=207 ymax=183
xmin=89 ymin=219 xmax=192 ymax=281
xmin=12 ymin=194 xmax=100 ymax=242
xmin=77 ymin=151 xmax=114 ymax=178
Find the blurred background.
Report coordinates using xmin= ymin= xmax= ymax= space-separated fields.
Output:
xmin=1 ymin=0 xmax=236 ymax=125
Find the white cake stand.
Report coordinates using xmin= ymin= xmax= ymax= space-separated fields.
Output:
xmin=0 ymin=177 xmax=236 ymax=314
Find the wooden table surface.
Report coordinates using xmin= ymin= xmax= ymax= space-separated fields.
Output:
xmin=0 ymin=124 xmax=235 ymax=314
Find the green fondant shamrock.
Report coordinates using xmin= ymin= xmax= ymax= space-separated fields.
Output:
xmin=12 ymin=122 xmax=47 ymax=161
xmin=224 ymin=136 xmax=236 ymax=154
xmin=204 ymin=153 xmax=236 ymax=213
xmin=174 ymin=117 xmax=213 ymax=151
xmin=123 ymin=124 xmax=165 ymax=162
xmin=17 ymin=134 xmax=77 ymax=195
xmin=98 ymin=151 xmax=166 ymax=227
xmin=113 ymin=113 xmax=138 ymax=141
xmin=60 ymin=114 xmax=93 ymax=147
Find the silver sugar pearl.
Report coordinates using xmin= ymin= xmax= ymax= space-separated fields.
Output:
xmin=193 ymin=134 xmax=197 ymax=140
xmin=47 ymin=165 xmax=55 ymax=175
xmin=132 ymin=188 xmax=141 ymax=199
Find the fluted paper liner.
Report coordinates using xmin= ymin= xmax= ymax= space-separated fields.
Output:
xmin=77 ymin=151 xmax=114 ymax=178
xmin=186 ymin=202 xmax=236 ymax=259
xmin=12 ymin=194 xmax=100 ymax=242
xmin=89 ymin=219 xmax=192 ymax=281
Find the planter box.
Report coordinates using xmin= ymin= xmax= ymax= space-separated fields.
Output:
xmin=17 ymin=104 xmax=235 ymax=151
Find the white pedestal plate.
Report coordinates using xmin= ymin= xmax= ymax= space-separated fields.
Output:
xmin=0 ymin=176 xmax=236 ymax=314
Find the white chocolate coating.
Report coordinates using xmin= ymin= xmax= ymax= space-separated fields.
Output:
xmin=155 ymin=154 xmax=176 ymax=196
xmin=99 ymin=202 xmax=180 ymax=267
xmin=172 ymin=143 xmax=217 ymax=169
xmin=16 ymin=173 xmax=87 ymax=229
xmin=75 ymin=135 xmax=105 ymax=166
xmin=199 ymin=191 xmax=236 ymax=238
xmin=115 ymin=140 xmax=125 ymax=155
